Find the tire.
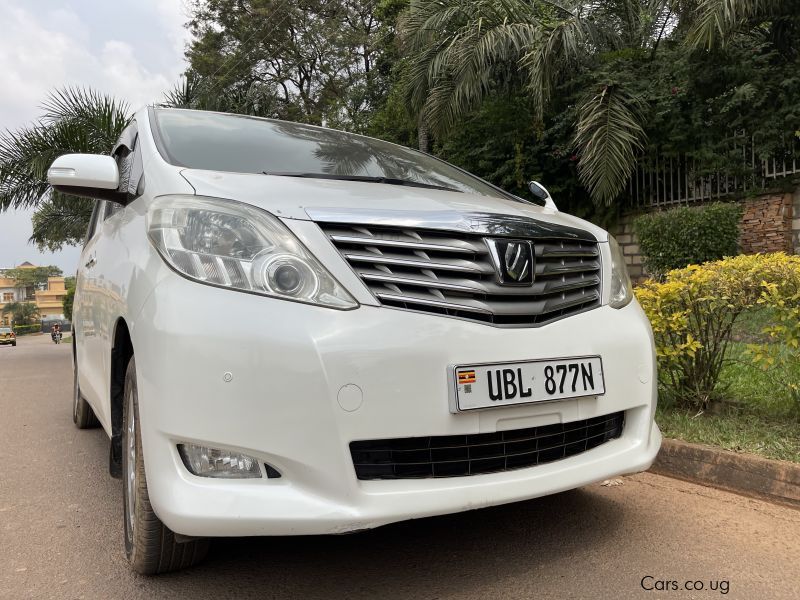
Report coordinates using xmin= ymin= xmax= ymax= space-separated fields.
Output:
xmin=11 ymin=342 xmax=15 ymax=347
xmin=122 ymin=357 xmax=209 ymax=574
xmin=73 ymin=356 xmax=99 ymax=428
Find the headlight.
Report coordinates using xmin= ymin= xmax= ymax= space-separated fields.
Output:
xmin=608 ymin=235 xmax=633 ymax=309
xmin=147 ymin=196 xmax=357 ymax=309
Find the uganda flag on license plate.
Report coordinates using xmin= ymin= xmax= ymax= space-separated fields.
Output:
xmin=457 ymin=370 xmax=476 ymax=384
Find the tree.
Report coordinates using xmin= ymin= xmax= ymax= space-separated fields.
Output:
xmin=398 ymin=0 xmax=679 ymax=206
xmin=686 ymin=0 xmax=798 ymax=49
xmin=2 ymin=265 xmax=62 ymax=288
xmin=179 ymin=0 xmax=395 ymax=131
xmin=2 ymin=302 xmax=40 ymax=325
xmin=0 ymin=88 xmax=131 ymax=250
xmin=63 ymin=278 xmax=76 ymax=322
xmin=398 ymin=0 xmax=800 ymax=207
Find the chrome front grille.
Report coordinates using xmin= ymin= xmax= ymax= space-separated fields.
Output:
xmin=318 ymin=218 xmax=602 ymax=326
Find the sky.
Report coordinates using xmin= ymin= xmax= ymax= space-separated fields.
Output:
xmin=0 ymin=0 xmax=191 ymax=274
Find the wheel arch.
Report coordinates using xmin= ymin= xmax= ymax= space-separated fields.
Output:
xmin=109 ymin=318 xmax=135 ymax=476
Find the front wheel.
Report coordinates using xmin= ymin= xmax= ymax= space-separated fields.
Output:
xmin=122 ymin=357 xmax=209 ymax=574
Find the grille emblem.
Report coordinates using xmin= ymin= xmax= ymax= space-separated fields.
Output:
xmin=486 ymin=239 xmax=534 ymax=286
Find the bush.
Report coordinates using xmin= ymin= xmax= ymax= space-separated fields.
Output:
xmin=633 ymin=202 xmax=742 ymax=276
xmin=747 ymin=281 xmax=800 ymax=415
xmin=636 ymin=253 xmax=800 ymax=410
xmin=13 ymin=323 xmax=41 ymax=335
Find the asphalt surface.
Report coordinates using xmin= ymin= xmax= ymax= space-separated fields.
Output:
xmin=1 ymin=335 xmax=799 ymax=600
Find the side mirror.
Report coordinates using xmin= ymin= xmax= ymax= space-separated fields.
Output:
xmin=528 ymin=181 xmax=558 ymax=211
xmin=48 ymin=154 xmax=123 ymax=202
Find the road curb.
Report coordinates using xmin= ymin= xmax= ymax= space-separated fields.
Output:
xmin=649 ymin=438 xmax=800 ymax=508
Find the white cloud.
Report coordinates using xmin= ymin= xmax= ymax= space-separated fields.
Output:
xmin=0 ymin=1 xmax=187 ymax=128
xmin=0 ymin=0 xmax=190 ymax=272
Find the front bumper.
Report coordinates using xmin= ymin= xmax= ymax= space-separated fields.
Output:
xmin=133 ymin=274 xmax=661 ymax=537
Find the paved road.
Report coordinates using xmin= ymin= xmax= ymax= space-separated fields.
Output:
xmin=1 ymin=335 xmax=799 ymax=600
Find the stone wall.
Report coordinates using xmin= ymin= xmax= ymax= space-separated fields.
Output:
xmin=609 ymin=217 xmax=645 ymax=282
xmin=794 ymin=187 xmax=800 ymax=255
xmin=739 ymin=193 xmax=794 ymax=254
xmin=611 ymin=189 xmax=799 ymax=283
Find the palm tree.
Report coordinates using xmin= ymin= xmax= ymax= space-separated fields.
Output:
xmin=2 ymin=302 xmax=40 ymax=326
xmin=0 ymin=87 xmax=131 ymax=250
xmin=399 ymin=0 xmax=680 ymax=206
xmin=686 ymin=0 xmax=793 ymax=49
xmin=161 ymin=72 xmax=282 ymax=118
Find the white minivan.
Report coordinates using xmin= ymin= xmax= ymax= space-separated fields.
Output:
xmin=48 ymin=108 xmax=661 ymax=574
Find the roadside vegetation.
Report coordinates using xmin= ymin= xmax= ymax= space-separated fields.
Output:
xmin=2 ymin=1 xmax=799 ymax=248
xmin=657 ymin=325 xmax=800 ymax=463
xmin=0 ymin=1 xmax=797 ymax=459
xmin=636 ymin=250 xmax=800 ymax=462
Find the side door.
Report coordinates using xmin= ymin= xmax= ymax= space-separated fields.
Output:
xmin=80 ymin=122 xmax=142 ymax=428
xmin=74 ymin=199 xmax=106 ymax=418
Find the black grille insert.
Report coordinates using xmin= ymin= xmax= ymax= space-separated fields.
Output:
xmin=350 ymin=412 xmax=624 ymax=480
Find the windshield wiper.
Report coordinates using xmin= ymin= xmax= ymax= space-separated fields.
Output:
xmin=261 ymin=171 xmax=461 ymax=193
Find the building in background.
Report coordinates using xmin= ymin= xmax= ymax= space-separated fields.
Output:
xmin=0 ymin=262 xmax=68 ymax=326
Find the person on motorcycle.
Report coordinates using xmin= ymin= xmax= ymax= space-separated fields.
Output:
xmin=51 ymin=323 xmax=62 ymax=344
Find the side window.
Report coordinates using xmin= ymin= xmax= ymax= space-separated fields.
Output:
xmin=84 ymin=201 xmax=105 ymax=245
xmin=128 ymin=137 xmax=144 ymax=197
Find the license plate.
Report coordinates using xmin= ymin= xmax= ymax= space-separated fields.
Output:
xmin=452 ymin=356 xmax=605 ymax=411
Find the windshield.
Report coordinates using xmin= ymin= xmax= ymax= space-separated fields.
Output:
xmin=0 ymin=328 xmax=11 ymax=333
xmin=152 ymin=109 xmax=507 ymax=199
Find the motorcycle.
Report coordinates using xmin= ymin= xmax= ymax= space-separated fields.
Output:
xmin=51 ymin=330 xmax=63 ymax=344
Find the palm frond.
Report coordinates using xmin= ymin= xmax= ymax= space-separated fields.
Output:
xmin=41 ymin=87 xmax=131 ymax=150
xmin=400 ymin=0 xmax=542 ymax=136
xmin=29 ymin=192 xmax=94 ymax=252
xmin=574 ymin=85 xmax=646 ymax=206
xmin=0 ymin=87 xmax=131 ymax=212
xmin=521 ymin=13 xmax=597 ymax=121
xmin=686 ymin=0 xmax=784 ymax=48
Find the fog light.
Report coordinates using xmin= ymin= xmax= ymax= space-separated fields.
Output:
xmin=178 ymin=444 xmax=262 ymax=478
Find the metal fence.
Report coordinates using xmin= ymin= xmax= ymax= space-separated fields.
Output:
xmin=626 ymin=136 xmax=800 ymax=208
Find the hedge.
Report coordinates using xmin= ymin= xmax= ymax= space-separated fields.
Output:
xmin=13 ymin=323 xmax=41 ymax=335
xmin=636 ymin=252 xmax=800 ymax=410
xmin=632 ymin=202 xmax=742 ymax=276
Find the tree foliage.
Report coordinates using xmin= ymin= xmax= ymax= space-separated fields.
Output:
xmin=2 ymin=2 xmax=800 ymax=251
xmin=179 ymin=0 xmax=399 ymax=131
xmin=397 ymin=0 xmax=800 ymax=206
xmin=398 ymin=0 xmax=677 ymax=205
xmin=1 ymin=302 xmax=40 ymax=325
xmin=2 ymin=265 xmax=63 ymax=288
xmin=63 ymin=278 xmax=76 ymax=322
xmin=0 ymin=88 xmax=130 ymax=250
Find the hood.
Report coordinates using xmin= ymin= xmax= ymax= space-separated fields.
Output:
xmin=179 ymin=169 xmax=608 ymax=242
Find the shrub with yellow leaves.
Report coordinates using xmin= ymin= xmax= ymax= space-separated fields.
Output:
xmin=635 ymin=253 xmax=800 ymax=410
xmin=747 ymin=280 xmax=800 ymax=414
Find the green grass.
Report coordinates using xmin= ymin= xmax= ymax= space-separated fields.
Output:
xmin=657 ymin=308 xmax=800 ymax=463
xmin=656 ymin=406 xmax=800 ymax=463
